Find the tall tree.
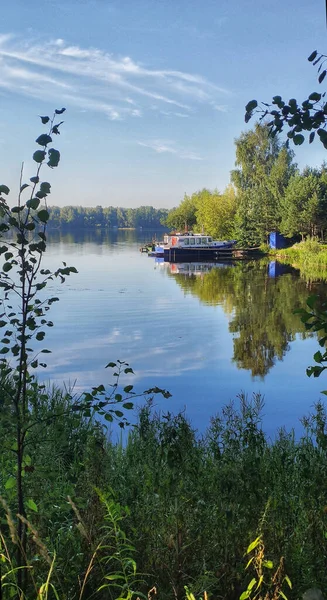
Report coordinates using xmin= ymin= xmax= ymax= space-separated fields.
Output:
xmin=165 ymin=193 xmax=198 ymax=231
xmin=231 ymin=123 xmax=295 ymax=245
xmin=195 ymin=186 xmax=237 ymax=239
xmin=281 ymin=169 xmax=327 ymax=239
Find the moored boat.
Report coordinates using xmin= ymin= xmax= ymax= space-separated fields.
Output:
xmin=150 ymin=232 xmax=237 ymax=261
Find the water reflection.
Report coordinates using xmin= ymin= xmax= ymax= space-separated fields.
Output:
xmin=163 ymin=259 xmax=324 ymax=377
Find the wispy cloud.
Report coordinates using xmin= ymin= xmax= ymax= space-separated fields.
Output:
xmin=0 ymin=33 xmax=230 ymax=121
xmin=137 ymin=139 xmax=203 ymax=161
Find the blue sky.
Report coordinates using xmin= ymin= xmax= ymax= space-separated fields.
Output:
xmin=0 ymin=0 xmax=326 ymax=208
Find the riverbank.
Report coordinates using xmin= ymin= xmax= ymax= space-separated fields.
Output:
xmin=270 ymin=239 xmax=327 ymax=280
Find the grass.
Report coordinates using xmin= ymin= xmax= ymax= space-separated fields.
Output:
xmin=1 ymin=385 xmax=327 ymax=599
xmin=271 ymin=239 xmax=327 ymax=281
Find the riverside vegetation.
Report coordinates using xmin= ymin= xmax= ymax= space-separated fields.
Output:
xmin=1 ymin=110 xmax=327 ymax=600
xmin=165 ymin=52 xmax=327 ymax=249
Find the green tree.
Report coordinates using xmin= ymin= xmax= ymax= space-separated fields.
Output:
xmin=195 ymin=186 xmax=237 ymax=239
xmin=231 ymin=124 xmax=295 ymax=245
xmin=280 ymin=173 xmax=322 ymax=239
xmin=165 ymin=193 xmax=198 ymax=231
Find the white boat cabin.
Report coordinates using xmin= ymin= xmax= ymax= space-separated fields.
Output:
xmin=163 ymin=233 xmax=213 ymax=248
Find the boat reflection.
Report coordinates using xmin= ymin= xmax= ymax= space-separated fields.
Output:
xmin=155 ymin=260 xmax=234 ymax=276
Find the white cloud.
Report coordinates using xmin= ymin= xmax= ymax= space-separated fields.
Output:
xmin=138 ymin=139 xmax=203 ymax=161
xmin=0 ymin=34 xmax=230 ymax=121
xmin=212 ymin=103 xmax=228 ymax=112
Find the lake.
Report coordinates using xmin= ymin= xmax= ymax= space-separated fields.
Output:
xmin=37 ymin=229 xmax=327 ymax=437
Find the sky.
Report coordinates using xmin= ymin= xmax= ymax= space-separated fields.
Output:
xmin=0 ymin=0 xmax=326 ymax=208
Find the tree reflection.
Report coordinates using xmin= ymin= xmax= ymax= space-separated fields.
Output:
xmin=165 ymin=260 xmax=325 ymax=377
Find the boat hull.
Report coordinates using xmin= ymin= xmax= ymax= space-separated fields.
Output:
xmin=163 ymin=246 xmax=234 ymax=262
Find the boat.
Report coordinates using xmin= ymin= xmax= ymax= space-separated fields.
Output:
xmin=150 ymin=232 xmax=237 ymax=261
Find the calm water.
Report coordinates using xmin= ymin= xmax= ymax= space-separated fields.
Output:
xmin=36 ymin=229 xmax=327 ymax=436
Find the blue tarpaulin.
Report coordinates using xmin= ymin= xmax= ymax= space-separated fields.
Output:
xmin=269 ymin=231 xmax=287 ymax=249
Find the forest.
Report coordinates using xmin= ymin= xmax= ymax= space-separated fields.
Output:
xmin=165 ymin=124 xmax=327 ymax=247
xmin=47 ymin=204 xmax=169 ymax=230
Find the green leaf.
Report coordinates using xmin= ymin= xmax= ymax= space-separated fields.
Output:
xmin=240 ymin=592 xmax=251 ymax=600
xmin=0 ymin=185 xmax=10 ymax=195
xmin=36 ymin=332 xmax=45 ymax=341
xmin=247 ymin=578 xmax=256 ymax=591
xmin=115 ymin=394 xmax=122 ymax=402
xmin=122 ymin=402 xmax=134 ymax=410
xmin=114 ymin=410 xmax=124 ymax=417
xmin=37 ymin=209 xmax=50 ymax=223
xmin=262 ymin=560 xmax=273 ymax=569
xmin=40 ymin=182 xmax=51 ymax=194
xmin=272 ymin=95 xmax=284 ymax=108
xmin=245 ymin=556 xmax=254 ymax=570
xmin=309 ymin=92 xmax=321 ymax=102
xmin=106 ymin=362 xmax=116 ymax=368
xmin=279 ymin=592 xmax=289 ymax=600
xmin=26 ymin=499 xmax=38 ymax=512
xmin=246 ymin=536 xmax=261 ymax=554
xmin=30 ymin=176 xmax=39 ymax=184
xmin=47 ymin=148 xmax=60 ymax=168
xmin=309 ymin=132 xmax=315 ymax=144
xmin=3 ymin=263 xmax=12 ymax=273
xmin=5 ymin=476 xmax=15 ymax=490
xmin=55 ymin=107 xmax=66 ymax=114
xmin=314 ymin=351 xmax=323 ymax=363
xmin=123 ymin=385 xmax=133 ymax=393
xmin=104 ymin=413 xmax=113 ymax=422
xmin=319 ymin=71 xmax=326 ymax=84
xmin=245 ymin=100 xmax=258 ymax=113
xmin=36 ymin=134 xmax=52 ymax=146
xmin=26 ymin=197 xmax=41 ymax=210
xmin=306 ymin=294 xmax=318 ymax=309
xmin=40 ymin=116 xmax=50 ymax=124
xmin=52 ymin=121 xmax=64 ymax=135
xmin=104 ymin=574 xmax=125 ymax=581
xmin=308 ymin=50 xmax=318 ymax=62
xmin=293 ymin=134 xmax=305 ymax=145
xmin=284 ymin=575 xmax=292 ymax=589
xmin=36 ymin=190 xmax=47 ymax=199
xmin=20 ymin=183 xmax=29 ymax=193
xmin=33 ymin=150 xmax=46 ymax=163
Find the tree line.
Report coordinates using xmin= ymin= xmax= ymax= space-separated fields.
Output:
xmin=47 ymin=204 xmax=169 ymax=229
xmin=164 ymin=123 xmax=327 ymax=246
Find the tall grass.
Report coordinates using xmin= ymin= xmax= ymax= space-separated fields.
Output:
xmin=1 ymin=384 xmax=327 ymax=599
xmin=273 ymin=239 xmax=327 ymax=281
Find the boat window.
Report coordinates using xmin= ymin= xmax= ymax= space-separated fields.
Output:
xmin=202 ymin=238 xmax=207 ymax=244
xmin=184 ymin=238 xmax=189 ymax=245
xmin=190 ymin=238 xmax=195 ymax=245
